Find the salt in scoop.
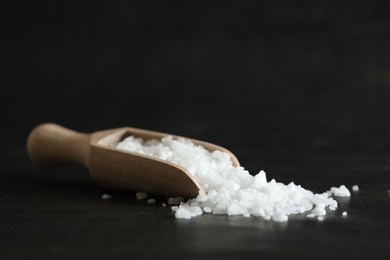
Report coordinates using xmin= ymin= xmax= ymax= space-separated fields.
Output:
xmin=27 ymin=123 xmax=239 ymax=197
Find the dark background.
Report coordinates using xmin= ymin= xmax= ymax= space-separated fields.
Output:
xmin=1 ymin=1 xmax=390 ymax=259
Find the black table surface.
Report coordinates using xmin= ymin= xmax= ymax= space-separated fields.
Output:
xmin=1 ymin=140 xmax=390 ymax=260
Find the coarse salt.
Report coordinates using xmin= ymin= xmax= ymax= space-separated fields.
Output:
xmin=147 ymin=198 xmax=156 ymax=204
xmin=352 ymin=185 xmax=359 ymax=192
xmin=118 ymin=136 xmax=348 ymax=222
xmin=101 ymin=194 xmax=112 ymax=199
xmin=328 ymin=185 xmax=351 ymax=197
xmin=167 ymin=197 xmax=185 ymax=205
xmin=136 ymin=192 xmax=148 ymax=200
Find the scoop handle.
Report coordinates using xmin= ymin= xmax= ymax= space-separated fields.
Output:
xmin=27 ymin=123 xmax=90 ymax=167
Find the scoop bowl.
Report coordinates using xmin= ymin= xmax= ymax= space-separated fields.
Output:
xmin=27 ymin=123 xmax=240 ymax=197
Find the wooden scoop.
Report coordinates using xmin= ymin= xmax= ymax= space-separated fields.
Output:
xmin=27 ymin=123 xmax=240 ymax=198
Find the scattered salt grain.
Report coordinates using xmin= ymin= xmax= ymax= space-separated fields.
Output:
xmin=136 ymin=192 xmax=148 ymax=200
xmin=328 ymin=185 xmax=351 ymax=197
xmin=167 ymin=197 xmax=185 ymax=205
xmin=101 ymin=194 xmax=111 ymax=199
xmin=342 ymin=211 xmax=348 ymax=216
xmin=117 ymin=136 xmax=350 ymax=222
xmin=147 ymin=198 xmax=156 ymax=204
xmin=352 ymin=185 xmax=359 ymax=192
xmin=162 ymin=203 xmax=167 ymax=207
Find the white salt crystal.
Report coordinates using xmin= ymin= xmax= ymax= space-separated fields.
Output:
xmin=162 ymin=203 xmax=167 ymax=207
xmin=329 ymin=200 xmax=338 ymax=210
xmin=329 ymin=185 xmax=351 ymax=197
xmin=203 ymin=206 xmax=212 ymax=213
xmin=147 ymin=198 xmax=156 ymax=204
xmin=312 ymin=206 xmax=326 ymax=216
xmin=251 ymin=170 xmax=267 ymax=189
xmin=136 ymin=192 xmax=148 ymax=200
xmin=101 ymin=194 xmax=111 ymax=199
xmin=342 ymin=211 xmax=348 ymax=216
xmin=227 ymin=203 xmax=247 ymax=216
xmin=117 ymin=136 xmax=348 ymax=222
xmin=272 ymin=212 xmax=288 ymax=222
xmin=352 ymin=185 xmax=359 ymax=192
xmin=175 ymin=205 xmax=203 ymax=219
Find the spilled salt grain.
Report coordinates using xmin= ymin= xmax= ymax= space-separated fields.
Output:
xmin=329 ymin=185 xmax=351 ymax=197
xmin=136 ymin=192 xmax=148 ymax=200
xmin=162 ymin=203 xmax=167 ymax=207
xmin=147 ymin=198 xmax=156 ymax=204
xmin=342 ymin=211 xmax=348 ymax=216
xmin=101 ymin=194 xmax=111 ymax=199
xmin=352 ymin=185 xmax=359 ymax=192
xmin=117 ymin=136 xmax=348 ymax=222
xmin=168 ymin=197 xmax=184 ymax=205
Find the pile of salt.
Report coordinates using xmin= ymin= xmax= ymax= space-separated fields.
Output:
xmin=117 ymin=136 xmax=351 ymax=222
